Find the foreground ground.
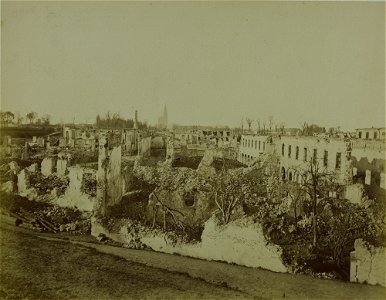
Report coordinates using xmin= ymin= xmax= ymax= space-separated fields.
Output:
xmin=0 ymin=222 xmax=248 ymax=299
xmin=0 ymin=217 xmax=385 ymax=300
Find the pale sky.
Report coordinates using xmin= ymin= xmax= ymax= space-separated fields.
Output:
xmin=1 ymin=1 xmax=385 ymax=130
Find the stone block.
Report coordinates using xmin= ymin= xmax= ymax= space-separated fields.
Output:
xmin=365 ymin=170 xmax=371 ymax=185
xmin=41 ymin=158 xmax=54 ymax=177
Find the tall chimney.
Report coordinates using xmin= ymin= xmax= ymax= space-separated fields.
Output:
xmin=134 ymin=110 xmax=138 ymax=130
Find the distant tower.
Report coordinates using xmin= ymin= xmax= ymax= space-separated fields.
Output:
xmin=158 ymin=104 xmax=168 ymax=129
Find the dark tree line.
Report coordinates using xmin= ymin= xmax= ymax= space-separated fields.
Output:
xmin=95 ymin=112 xmax=148 ymax=129
xmin=300 ymin=122 xmax=326 ymax=136
xmin=0 ymin=111 xmax=50 ymax=127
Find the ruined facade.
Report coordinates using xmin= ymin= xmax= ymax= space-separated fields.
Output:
xmin=61 ymin=127 xmax=97 ymax=151
xmin=238 ymin=134 xmax=273 ymax=165
xmin=355 ymin=127 xmax=386 ymax=140
xmin=351 ymin=139 xmax=385 ymax=192
xmin=278 ymin=136 xmax=353 ymax=184
xmin=174 ymin=129 xmax=237 ymax=147
xmin=238 ymin=134 xmax=385 ymax=197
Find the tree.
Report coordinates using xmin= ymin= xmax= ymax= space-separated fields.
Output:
xmin=268 ymin=116 xmax=274 ymax=133
xmin=282 ymin=181 xmax=306 ymax=223
xmin=41 ymin=114 xmax=51 ymax=126
xmin=26 ymin=112 xmax=37 ymax=124
xmin=256 ymin=118 xmax=261 ymax=134
xmin=296 ymin=157 xmax=337 ymax=247
xmin=0 ymin=111 xmax=14 ymax=127
xmin=209 ymin=168 xmax=255 ymax=224
xmin=15 ymin=112 xmax=23 ymax=127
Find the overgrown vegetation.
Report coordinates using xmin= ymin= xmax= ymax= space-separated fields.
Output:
xmin=239 ymin=153 xmax=386 ymax=280
xmin=29 ymin=173 xmax=70 ymax=196
xmin=81 ymin=173 xmax=97 ymax=197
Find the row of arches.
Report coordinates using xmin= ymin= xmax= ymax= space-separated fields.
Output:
xmin=281 ymin=166 xmax=302 ymax=183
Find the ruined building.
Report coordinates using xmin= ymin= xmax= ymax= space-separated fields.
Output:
xmin=238 ymin=133 xmax=385 ymax=199
xmin=355 ymin=127 xmax=386 ymax=140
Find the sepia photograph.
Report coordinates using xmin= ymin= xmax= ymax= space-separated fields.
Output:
xmin=0 ymin=0 xmax=385 ymax=299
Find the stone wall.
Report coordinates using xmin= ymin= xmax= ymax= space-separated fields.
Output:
xmin=56 ymin=158 xmax=68 ymax=177
xmin=17 ymin=169 xmax=30 ymax=195
xmin=91 ymin=216 xmax=288 ymax=273
xmin=55 ymin=166 xmax=95 ymax=211
xmin=350 ymin=239 xmax=385 ymax=287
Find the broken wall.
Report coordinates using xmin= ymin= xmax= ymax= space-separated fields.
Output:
xmin=151 ymin=136 xmax=165 ymax=149
xmin=350 ymin=239 xmax=385 ymax=287
xmin=140 ymin=136 xmax=152 ymax=157
xmin=17 ymin=169 xmax=30 ymax=195
xmin=41 ymin=157 xmax=55 ymax=177
xmin=91 ymin=216 xmax=288 ymax=273
xmin=95 ymin=134 xmax=123 ymax=216
xmin=345 ymin=183 xmax=365 ymax=204
xmin=56 ymin=158 xmax=68 ymax=177
xmin=55 ymin=166 xmax=95 ymax=211
xmin=197 ymin=148 xmax=223 ymax=178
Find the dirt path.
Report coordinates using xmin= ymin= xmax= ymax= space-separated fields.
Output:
xmin=1 ymin=217 xmax=385 ymax=299
xmin=51 ymin=237 xmax=386 ymax=300
xmin=0 ymin=222 xmax=250 ymax=300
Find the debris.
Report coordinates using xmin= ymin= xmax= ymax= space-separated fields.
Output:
xmin=97 ymin=233 xmax=107 ymax=242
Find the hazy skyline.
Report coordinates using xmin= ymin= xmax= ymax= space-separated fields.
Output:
xmin=1 ymin=1 xmax=385 ymax=130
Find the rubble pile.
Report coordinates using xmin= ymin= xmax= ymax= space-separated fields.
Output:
xmin=0 ymin=161 xmax=23 ymax=183
xmin=0 ymin=191 xmax=91 ymax=234
xmin=70 ymin=151 xmax=98 ymax=165
xmin=81 ymin=172 xmax=97 ymax=197
xmin=29 ymin=173 xmax=69 ymax=196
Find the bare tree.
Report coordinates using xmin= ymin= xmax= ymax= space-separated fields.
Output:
xmin=210 ymin=169 xmax=253 ymax=224
xmin=282 ymin=180 xmax=306 ymax=224
xmin=300 ymin=121 xmax=309 ymax=135
xmin=256 ymin=118 xmax=261 ymax=134
xmin=41 ymin=114 xmax=51 ymax=126
xmin=279 ymin=122 xmax=285 ymax=134
xmin=297 ymin=157 xmax=337 ymax=247
xmin=268 ymin=116 xmax=274 ymax=133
